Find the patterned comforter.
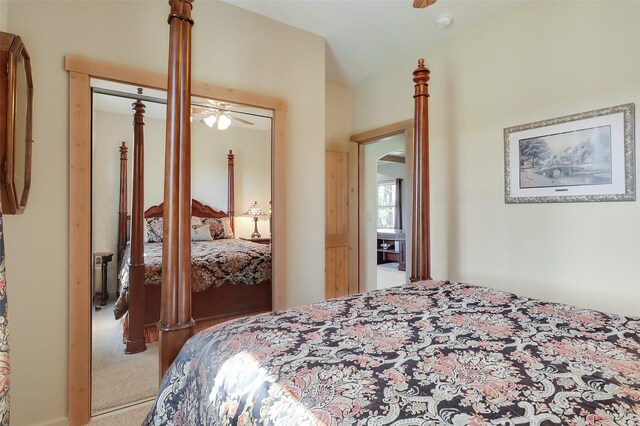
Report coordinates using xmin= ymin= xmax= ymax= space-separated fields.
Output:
xmin=144 ymin=280 xmax=640 ymax=425
xmin=114 ymin=239 xmax=271 ymax=319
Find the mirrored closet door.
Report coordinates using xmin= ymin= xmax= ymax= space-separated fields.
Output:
xmin=90 ymin=79 xmax=273 ymax=415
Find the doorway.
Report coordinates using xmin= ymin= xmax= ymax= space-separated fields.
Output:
xmin=351 ymin=120 xmax=413 ymax=293
xmin=375 ymin=150 xmax=406 ymax=289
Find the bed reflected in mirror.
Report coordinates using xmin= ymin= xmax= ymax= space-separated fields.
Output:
xmin=89 ymin=80 xmax=273 ymax=415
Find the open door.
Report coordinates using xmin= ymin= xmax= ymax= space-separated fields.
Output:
xmin=325 ymin=150 xmax=349 ymax=298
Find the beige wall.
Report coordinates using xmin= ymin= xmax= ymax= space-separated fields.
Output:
xmin=326 ymin=80 xmax=352 ymax=145
xmin=353 ymin=1 xmax=640 ymax=317
xmin=325 ymin=80 xmax=359 ymax=293
xmin=0 ymin=0 xmax=6 ymax=31
xmin=5 ymin=1 xmax=324 ymax=424
xmin=92 ymin=110 xmax=139 ymax=295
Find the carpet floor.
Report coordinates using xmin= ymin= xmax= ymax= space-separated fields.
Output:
xmin=87 ymin=401 xmax=152 ymax=425
xmin=92 ymin=300 xmax=159 ymax=415
xmin=377 ymin=262 xmax=407 ymax=289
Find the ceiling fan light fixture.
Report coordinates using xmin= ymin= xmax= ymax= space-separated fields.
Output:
xmin=217 ymin=113 xmax=232 ymax=130
xmin=203 ymin=114 xmax=217 ymax=127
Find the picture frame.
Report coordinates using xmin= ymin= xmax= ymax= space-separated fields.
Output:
xmin=504 ymin=103 xmax=635 ymax=203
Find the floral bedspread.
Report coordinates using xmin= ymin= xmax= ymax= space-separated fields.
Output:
xmin=145 ymin=280 xmax=640 ymax=425
xmin=0 ymin=214 xmax=9 ymax=424
xmin=114 ymin=239 xmax=271 ymax=319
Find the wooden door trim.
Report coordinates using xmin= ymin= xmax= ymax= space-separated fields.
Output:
xmin=351 ymin=120 xmax=413 ymax=293
xmin=350 ymin=119 xmax=413 ymax=145
xmin=66 ymin=56 xmax=287 ymax=425
xmin=68 ymin=70 xmax=92 ymax=426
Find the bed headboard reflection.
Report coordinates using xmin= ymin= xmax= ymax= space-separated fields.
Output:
xmin=144 ymin=199 xmax=232 ymax=224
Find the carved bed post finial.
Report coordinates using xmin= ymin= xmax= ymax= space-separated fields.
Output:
xmin=228 ymin=150 xmax=235 ymax=232
xmin=117 ymin=141 xmax=129 ymax=273
xmin=119 ymin=141 xmax=128 ymax=159
xmin=160 ymin=0 xmax=196 ymax=378
xmin=411 ymin=58 xmax=432 ymax=282
xmin=126 ymin=90 xmax=147 ymax=354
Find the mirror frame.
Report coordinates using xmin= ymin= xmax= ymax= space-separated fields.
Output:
xmin=0 ymin=31 xmax=34 ymax=215
xmin=65 ymin=56 xmax=287 ymax=425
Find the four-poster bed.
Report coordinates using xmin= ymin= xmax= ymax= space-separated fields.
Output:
xmin=145 ymin=50 xmax=640 ymax=424
xmin=116 ymin=89 xmax=272 ymax=354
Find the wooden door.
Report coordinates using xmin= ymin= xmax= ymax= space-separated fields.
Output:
xmin=325 ymin=150 xmax=350 ymax=298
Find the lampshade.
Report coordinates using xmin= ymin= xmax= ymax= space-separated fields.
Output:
xmin=197 ymin=108 xmax=233 ymax=130
xmin=244 ymin=201 xmax=267 ymax=217
xmin=217 ymin=113 xmax=232 ymax=130
xmin=203 ymin=114 xmax=217 ymax=127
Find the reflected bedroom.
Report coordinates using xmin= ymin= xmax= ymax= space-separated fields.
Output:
xmin=90 ymin=80 xmax=273 ymax=414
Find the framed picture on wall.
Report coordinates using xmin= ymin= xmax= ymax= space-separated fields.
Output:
xmin=504 ymin=103 xmax=635 ymax=203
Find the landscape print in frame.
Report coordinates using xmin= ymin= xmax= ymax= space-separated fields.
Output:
xmin=504 ymin=103 xmax=635 ymax=203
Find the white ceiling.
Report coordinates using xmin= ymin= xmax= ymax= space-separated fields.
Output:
xmin=223 ymin=0 xmax=523 ymax=85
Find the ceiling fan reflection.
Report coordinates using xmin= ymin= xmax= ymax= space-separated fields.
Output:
xmin=191 ymin=100 xmax=255 ymax=130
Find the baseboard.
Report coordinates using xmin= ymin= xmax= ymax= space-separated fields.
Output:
xmin=29 ymin=417 xmax=68 ymax=426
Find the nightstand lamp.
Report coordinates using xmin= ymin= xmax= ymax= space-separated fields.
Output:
xmin=244 ymin=201 xmax=268 ymax=238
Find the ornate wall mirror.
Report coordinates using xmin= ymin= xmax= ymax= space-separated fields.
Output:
xmin=0 ymin=31 xmax=34 ymax=215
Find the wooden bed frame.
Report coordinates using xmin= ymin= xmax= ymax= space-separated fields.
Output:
xmin=118 ymin=90 xmax=272 ymax=354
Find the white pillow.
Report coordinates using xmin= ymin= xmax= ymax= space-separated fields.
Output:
xmin=192 ymin=224 xmax=213 ymax=241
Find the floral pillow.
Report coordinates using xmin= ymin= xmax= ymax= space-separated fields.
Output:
xmin=202 ymin=218 xmax=226 ymax=239
xmin=145 ymin=217 xmax=163 ymax=243
xmin=201 ymin=217 xmax=234 ymax=239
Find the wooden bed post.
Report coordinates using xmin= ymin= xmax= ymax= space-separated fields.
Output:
xmin=117 ymin=141 xmax=128 ymax=271
xmin=228 ymin=149 xmax=235 ymax=232
xmin=126 ymin=90 xmax=147 ymax=354
xmin=159 ymin=0 xmax=195 ymax=377
xmin=410 ymin=59 xmax=432 ymax=282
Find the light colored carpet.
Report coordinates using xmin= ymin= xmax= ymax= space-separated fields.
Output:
xmin=87 ymin=401 xmax=152 ymax=425
xmin=377 ymin=262 xmax=407 ymax=289
xmin=92 ymin=300 xmax=159 ymax=414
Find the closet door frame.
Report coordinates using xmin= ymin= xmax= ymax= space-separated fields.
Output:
xmin=66 ymin=56 xmax=287 ymax=425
